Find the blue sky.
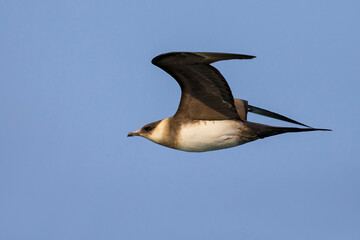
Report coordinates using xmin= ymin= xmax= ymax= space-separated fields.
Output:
xmin=1 ymin=1 xmax=359 ymax=239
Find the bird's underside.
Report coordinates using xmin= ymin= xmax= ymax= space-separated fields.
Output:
xmin=128 ymin=52 xmax=331 ymax=152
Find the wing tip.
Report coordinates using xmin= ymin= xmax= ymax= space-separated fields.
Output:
xmin=312 ymin=128 xmax=332 ymax=131
xmin=241 ymin=54 xmax=256 ymax=59
xmin=151 ymin=52 xmax=256 ymax=66
xmin=194 ymin=52 xmax=256 ymax=61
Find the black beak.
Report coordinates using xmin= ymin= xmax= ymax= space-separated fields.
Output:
xmin=127 ymin=131 xmax=140 ymax=137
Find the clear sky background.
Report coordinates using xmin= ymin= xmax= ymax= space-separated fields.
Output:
xmin=1 ymin=1 xmax=359 ymax=239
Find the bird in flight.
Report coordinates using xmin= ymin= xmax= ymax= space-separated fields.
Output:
xmin=128 ymin=52 xmax=330 ymax=152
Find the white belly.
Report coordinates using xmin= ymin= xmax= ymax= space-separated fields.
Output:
xmin=177 ymin=120 xmax=243 ymax=152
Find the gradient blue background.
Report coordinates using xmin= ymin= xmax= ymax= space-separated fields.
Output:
xmin=1 ymin=1 xmax=359 ymax=239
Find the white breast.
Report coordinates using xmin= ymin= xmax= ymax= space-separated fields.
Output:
xmin=177 ymin=120 xmax=244 ymax=152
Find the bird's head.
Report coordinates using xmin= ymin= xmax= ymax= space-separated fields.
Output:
xmin=127 ymin=120 xmax=162 ymax=141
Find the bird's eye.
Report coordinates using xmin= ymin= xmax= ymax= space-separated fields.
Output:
xmin=144 ymin=126 xmax=152 ymax=132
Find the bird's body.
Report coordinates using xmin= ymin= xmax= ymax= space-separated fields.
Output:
xmin=128 ymin=52 xmax=330 ymax=152
xmin=176 ymin=120 xmax=248 ymax=152
xmin=144 ymin=118 xmax=251 ymax=152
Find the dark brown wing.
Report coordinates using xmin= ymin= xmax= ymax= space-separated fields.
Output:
xmin=152 ymin=52 xmax=255 ymax=120
xmin=234 ymin=98 xmax=310 ymax=127
xmin=248 ymin=105 xmax=310 ymax=127
xmin=234 ymin=98 xmax=249 ymax=121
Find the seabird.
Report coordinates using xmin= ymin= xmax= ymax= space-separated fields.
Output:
xmin=128 ymin=52 xmax=330 ymax=152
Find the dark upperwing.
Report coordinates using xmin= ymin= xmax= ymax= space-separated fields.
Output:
xmin=234 ymin=98 xmax=310 ymax=127
xmin=152 ymin=52 xmax=255 ymax=120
